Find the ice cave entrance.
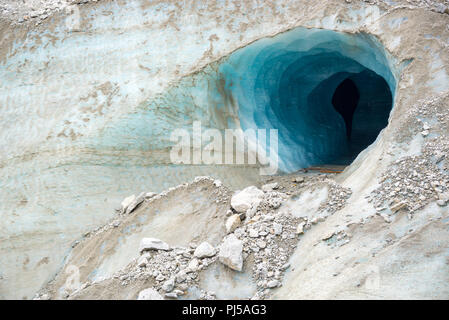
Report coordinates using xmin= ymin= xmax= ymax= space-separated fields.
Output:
xmin=219 ymin=27 xmax=397 ymax=173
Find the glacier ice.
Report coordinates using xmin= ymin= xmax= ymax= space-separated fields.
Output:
xmin=92 ymin=27 xmax=396 ymax=173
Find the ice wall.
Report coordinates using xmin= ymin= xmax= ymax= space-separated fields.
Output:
xmin=92 ymin=27 xmax=396 ymax=173
xmin=219 ymin=28 xmax=396 ymax=171
xmin=1 ymin=0 xmax=447 ymax=300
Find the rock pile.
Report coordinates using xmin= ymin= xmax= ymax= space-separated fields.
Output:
xmin=317 ymin=181 xmax=353 ymax=214
xmin=116 ymin=239 xmax=219 ymax=300
xmin=229 ymin=187 xmax=304 ymax=299
xmin=370 ymin=144 xmax=449 ymax=219
xmin=63 ymin=176 xmax=357 ymax=300
xmin=0 ymin=0 xmax=102 ymax=26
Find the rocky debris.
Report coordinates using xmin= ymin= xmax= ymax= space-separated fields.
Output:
xmin=218 ymin=234 xmax=244 ymax=271
xmin=1 ymin=0 xmax=447 ymax=28
xmin=137 ymin=288 xmax=163 ymax=300
xmin=0 ymin=0 xmax=103 ymax=26
xmin=38 ymin=176 xmax=232 ymax=299
xmin=318 ymin=182 xmax=353 ymax=214
xmin=262 ymin=182 xmax=279 ymax=192
xmin=199 ymin=290 xmax=217 ymax=300
xmin=322 ymin=230 xmax=351 ymax=248
xmin=231 ymin=186 xmax=264 ymax=213
xmin=266 ymin=280 xmax=280 ymax=288
xmin=390 ymin=201 xmax=407 ymax=213
xmin=255 ymin=191 xmax=289 ymax=213
xmin=137 ymin=252 xmax=151 ymax=267
xmin=165 ymin=289 xmax=184 ymax=299
xmin=225 ymin=214 xmax=241 ymax=233
xmin=113 ymin=236 xmax=219 ymax=300
xmin=33 ymin=293 xmax=51 ymax=300
xmin=235 ymin=209 xmax=302 ymax=298
xmin=370 ymin=142 xmax=449 ymax=216
xmin=195 ymin=186 xmax=305 ymax=299
xmin=161 ymin=278 xmax=175 ymax=293
xmin=40 ymin=174 xmax=382 ymax=300
xmin=187 ymin=258 xmax=199 ymax=272
xmin=193 ymin=242 xmax=216 ymax=258
xmin=361 ymin=0 xmax=449 ymax=15
xmin=292 ymin=176 xmax=305 ymax=183
xmin=139 ymin=238 xmax=170 ymax=253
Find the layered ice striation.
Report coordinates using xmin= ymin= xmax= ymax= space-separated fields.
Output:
xmin=92 ymin=27 xmax=397 ymax=174
xmin=220 ymin=28 xmax=396 ymax=172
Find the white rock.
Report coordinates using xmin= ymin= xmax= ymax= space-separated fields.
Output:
xmin=145 ymin=192 xmax=157 ymax=200
xmin=246 ymin=204 xmax=258 ymax=219
xmin=257 ymin=240 xmax=267 ymax=249
xmin=296 ymin=222 xmax=305 ymax=234
xmin=121 ymin=194 xmax=135 ymax=212
xmin=194 ymin=242 xmax=216 ymax=258
xmin=137 ymin=253 xmax=150 ymax=267
xmin=162 ymin=278 xmax=175 ymax=292
xmin=294 ymin=177 xmax=305 ymax=183
xmin=267 ymin=280 xmax=280 ymax=288
xmin=262 ymin=182 xmax=278 ymax=192
xmin=438 ymin=192 xmax=449 ymax=202
xmin=175 ymin=271 xmax=187 ymax=283
xmin=165 ymin=292 xmax=178 ymax=299
xmin=218 ymin=234 xmax=244 ymax=272
xmin=156 ymin=274 xmax=165 ymax=281
xmin=126 ymin=192 xmax=146 ymax=214
xmin=281 ymin=263 xmax=290 ymax=271
xmin=272 ymin=223 xmax=283 ymax=235
xmin=437 ymin=200 xmax=447 ymax=207
xmin=139 ymin=238 xmax=170 ymax=253
xmin=137 ymin=288 xmax=163 ymax=300
xmin=390 ymin=201 xmax=407 ymax=213
xmin=187 ymin=258 xmax=199 ymax=272
xmin=249 ymin=229 xmax=259 ymax=238
xmin=231 ymin=186 xmax=264 ymax=213
xmin=225 ymin=214 xmax=241 ymax=233
xmin=174 ymin=289 xmax=184 ymax=296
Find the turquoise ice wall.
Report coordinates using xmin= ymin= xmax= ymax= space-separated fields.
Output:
xmin=91 ymin=27 xmax=397 ymax=172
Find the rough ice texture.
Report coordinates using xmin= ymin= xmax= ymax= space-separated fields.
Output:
xmin=0 ymin=0 xmax=448 ymax=299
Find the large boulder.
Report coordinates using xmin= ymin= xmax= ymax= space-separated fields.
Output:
xmin=121 ymin=194 xmax=136 ymax=213
xmin=218 ymin=234 xmax=243 ymax=271
xmin=231 ymin=186 xmax=264 ymax=213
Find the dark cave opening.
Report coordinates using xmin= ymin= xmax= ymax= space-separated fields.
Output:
xmin=220 ymin=27 xmax=397 ymax=172
xmin=331 ymin=78 xmax=360 ymax=141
